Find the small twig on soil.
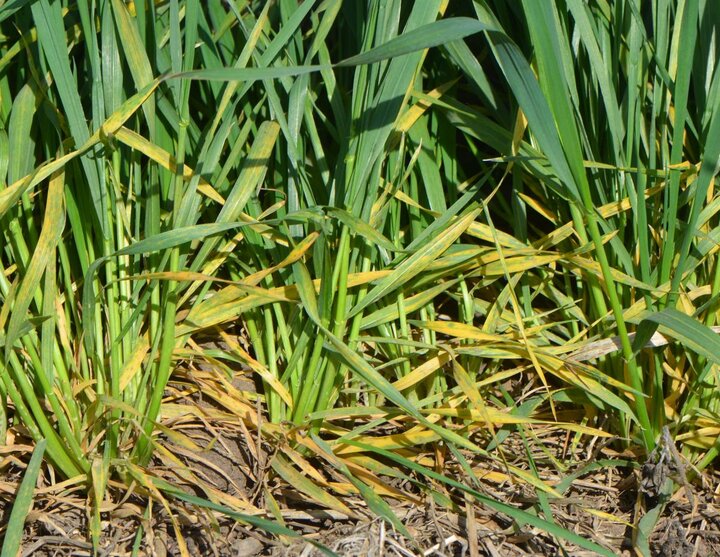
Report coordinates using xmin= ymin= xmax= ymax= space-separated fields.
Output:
xmin=21 ymin=536 xmax=105 ymax=557
xmin=385 ymin=534 xmax=416 ymax=557
xmin=379 ymin=519 xmax=387 ymax=556
xmin=423 ymin=535 xmax=467 ymax=556
xmin=465 ymin=495 xmax=479 ymax=557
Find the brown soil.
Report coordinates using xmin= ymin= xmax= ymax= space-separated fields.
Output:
xmin=7 ymin=481 xmax=720 ymax=556
xmin=5 ymin=429 xmax=720 ymax=556
xmin=3 ymin=365 xmax=720 ymax=556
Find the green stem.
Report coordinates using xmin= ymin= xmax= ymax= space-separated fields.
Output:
xmin=584 ymin=210 xmax=654 ymax=448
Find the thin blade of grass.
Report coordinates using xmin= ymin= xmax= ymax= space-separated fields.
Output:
xmin=5 ymin=169 xmax=64 ymax=363
xmin=0 ymin=439 xmax=47 ymax=557
xmin=336 ymin=17 xmax=490 ymax=67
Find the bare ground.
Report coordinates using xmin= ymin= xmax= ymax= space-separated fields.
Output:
xmin=2 ymin=365 xmax=720 ymax=556
xmin=4 ymin=425 xmax=720 ymax=556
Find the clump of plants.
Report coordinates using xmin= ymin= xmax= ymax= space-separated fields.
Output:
xmin=1 ymin=2 xmax=719 ymax=555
